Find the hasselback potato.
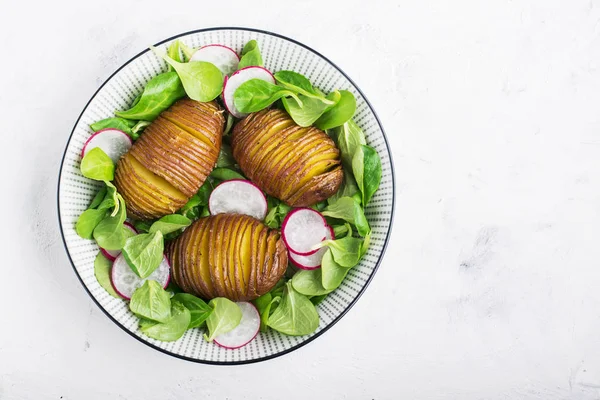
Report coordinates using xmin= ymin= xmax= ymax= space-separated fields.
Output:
xmin=231 ymin=109 xmax=343 ymax=207
xmin=114 ymin=99 xmax=224 ymax=220
xmin=167 ymin=214 xmax=287 ymax=301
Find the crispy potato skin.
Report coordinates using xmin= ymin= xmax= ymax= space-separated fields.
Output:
xmin=231 ymin=109 xmax=343 ymax=207
xmin=114 ymin=99 xmax=224 ymax=220
xmin=167 ymin=214 xmax=287 ymax=301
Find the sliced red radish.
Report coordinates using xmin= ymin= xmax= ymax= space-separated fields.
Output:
xmin=82 ymin=128 xmax=132 ymax=163
xmin=223 ymin=66 xmax=275 ymax=118
xmin=111 ymin=253 xmax=171 ymax=300
xmin=214 ymin=302 xmax=260 ymax=349
xmin=281 ymin=208 xmax=329 ymax=256
xmin=190 ymin=44 xmax=240 ymax=76
xmin=100 ymin=222 xmax=137 ymax=261
xmin=208 ymin=179 xmax=267 ymax=220
xmin=289 ymin=225 xmax=334 ymax=270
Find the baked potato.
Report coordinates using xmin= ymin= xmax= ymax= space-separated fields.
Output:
xmin=231 ymin=109 xmax=343 ymax=207
xmin=114 ymin=99 xmax=224 ymax=220
xmin=167 ymin=213 xmax=287 ymax=301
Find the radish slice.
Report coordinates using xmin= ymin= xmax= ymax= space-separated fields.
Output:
xmin=289 ymin=225 xmax=334 ymax=270
xmin=281 ymin=208 xmax=329 ymax=256
xmin=223 ymin=66 xmax=275 ymax=118
xmin=100 ymin=222 xmax=137 ymax=261
xmin=82 ymin=129 xmax=132 ymax=163
xmin=190 ymin=44 xmax=240 ymax=76
xmin=111 ymin=254 xmax=171 ymax=300
xmin=208 ymin=179 xmax=267 ymax=220
xmin=214 ymin=302 xmax=260 ymax=349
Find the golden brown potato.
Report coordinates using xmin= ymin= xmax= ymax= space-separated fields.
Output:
xmin=167 ymin=214 xmax=287 ymax=301
xmin=231 ymin=109 xmax=343 ymax=207
xmin=114 ymin=99 xmax=224 ymax=220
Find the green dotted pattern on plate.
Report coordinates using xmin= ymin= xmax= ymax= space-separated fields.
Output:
xmin=58 ymin=28 xmax=394 ymax=364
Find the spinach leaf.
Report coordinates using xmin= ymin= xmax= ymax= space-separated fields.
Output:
xmin=153 ymin=47 xmax=223 ymax=102
xmin=253 ymin=292 xmax=273 ymax=332
xmin=322 ymin=196 xmax=370 ymax=237
xmin=352 ymin=144 xmax=382 ymax=206
xmin=97 ymin=181 xmax=119 ymax=216
xmin=329 ymin=120 xmax=366 ymax=171
xmin=149 ymin=214 xmax=191 ymax=236
xmin=223 ymin=113 xmax=235 ymax=136
xmin=122 ymin=231 xmax=164 ymax=279
xmin=80 ymin=148 xmax=114 ymax=181
xmin=179 ymin=195 xmax=201 ymax=220
xmin=314 ymin=90 xmax=356 ymax=130
xmin=234 ymin=79 xmax=302 ymax=113
xmin=320 ymin=235 xmax=364 ymax=267
xmin=172 ymin=293 xmax=213 ymax=329
xmin=93 ymin=195 xmax=128 ymax=250
xmin=129 ymin=280 xmax=172 ymax=323
xmin=90 ymin=117 xmax=137 ymax=136
xmin=179 ymin=41 xmax=196 ymax=61
xmin=210 ymin=167 xmax=245 ymax=181
xmin=115 ymin=71 xmax=185 ymax=121
xmin=264 ymin=196 xmax=292 ymax=229
xmin=310 ymin=294 xmax=328 ymax=306
xmin=328 ymin=172 xmax=360 ymax=205
xmin=94 ymin=251 xmax=120 ymax=298
xmin=216 ymin=143 xmax=235 ymax=168
xmin=361 ymin=232 xmax=371 ymax=258
xmin=267 ymin=281 xmax=319 ymax=336
xmin=130 ymin=120 xmax=151 ymax=139
xmin=321 ymin=249 xmax=351 ymax=290
xmin=204 ymin=298 xmax=242 ymax=342
xmin=133 ymin=220 xmax=152 ymax=234
xmin=167 ymin=40 xmax=183 ymax=64
xmin=282 ymin=95 xmax=331 ymax=127
xmin=332 ymin=222 xmax=352 ymax=238
xmin=274 ymin=71 xmax=334 ymax=103
xmin=238 ymin=40 xmax=263 ymax=69
xmin=140 ymin=300 xmax=191 ymax=342
xmin=292 ymin=269 xmax=331 ymax=296
xmin=88 ymin=186 xmax=108 ymax=209
xmin=76 ymin=209 xmax=107 ymax=239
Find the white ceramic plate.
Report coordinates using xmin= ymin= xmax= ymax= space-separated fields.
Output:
xmin=58 ymin=27 xmax=395 ymax=364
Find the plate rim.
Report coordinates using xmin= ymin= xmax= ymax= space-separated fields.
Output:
xmin=57 ymin=26 xmax=396 ymax=365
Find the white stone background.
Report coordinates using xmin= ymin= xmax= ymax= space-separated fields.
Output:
xmin=1 ymin=0 xmax=600 ymax=399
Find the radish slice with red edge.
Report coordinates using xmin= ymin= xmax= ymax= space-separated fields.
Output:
xmin=289 ymin=225 xmax=334 ymax=270
xmin=208 ymin=179 xmax=267 ymax=220
xmin=111 ymin=253 xmax=170 ymax=300
xmin=100 ymin=222 xmax=137 ymax=261
xmin=223 ymin=66 xmax=275 ymax=118
xmin=190 ymin=44 xmax=240 ymax=76
xmin=214 ymin=302 xmax=260 ymax=349
xmin=281 ymin=208 xmax=329 ymax=256
xmin=82 ymin=128 xmax=132 ymax=163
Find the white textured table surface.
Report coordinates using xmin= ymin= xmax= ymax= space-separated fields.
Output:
xmin=2 ymin=1 xmax=600 ymax=399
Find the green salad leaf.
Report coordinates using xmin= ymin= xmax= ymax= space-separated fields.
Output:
xmin=88 ymin=186 xmax=108 ymax=209
xmin=314 ymin=90 xmax=356 ymax=130
xmin=282 ymin=95 xmax=331 ymax=127
xmin=153 ymin=47 xmax=223 ymax=102
xmin=310 ymin=294 xmax=328 ymax=306
xmin=210 ymin=167 xmax=245 ymax=181
xmin=352 ymin=144 xmax=382 ymax=206
xmin=98 ymin=181 xmax=119 ymax=216
xmin=133 ymin=220 xmax=152 ymax=234
xmin=267 ymin=281 xmax=319 ymax=336
xmin=172 ymin=293 xmax=213 ymax=329
xmin=94 ymin=252 xmax=120 ymax=298
xmin=130 ymin=120 xmax=151 ymax=139
xmin=234 ymin=79 xmax=301 ymax=114
xmin=328 ymin=172 xmax=360 ymax=205
xmin=322 ymin=196 xmax=370 ymax=237
xmin=320 ymin=235 xmax=363 ymax=267
xmin=238 ymin=40 xmax=263 ymax=69
xmin=204 ymin=297 xmax=242 ymax=342
xmin=292 ymin=269 xmax=331 ymax=296
xmin=122 ymin=231 xmax=164 ymax=278
xmin=216 ymin=143 xmax=235 ymax=168
xmin=76 ymin=209 xmax=107 ymax=239
xmin=274 ymin=71 xmax=334 ymax=103
xmin=130 ymin=280 xmax=172 ymax=323
xmin=115 ymin=71 xmax=185 ymax=121
xmin=90 ymin=117 xmax=137 ymax=138
xmin=93 ymin=195 xmax=128 ymax=250
xmin=167 ymin=40 xmax=183 ymax=64
xmin=140 ymin=300 xmax=191 ymax=342
xmin=149 ymin=214 xmax=191 ymax=236
xmin=332 ymin=222 xmax=352 ymax=238
xmin=330 ymin=120 xmax=366 ymax=171
xmin=179 ymin=41 xmax=196 ymax=61
xmin=321 ymin=249 xmax=351 ymax=291
xmin=80 ymin=148 xmax=114 ymax=181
